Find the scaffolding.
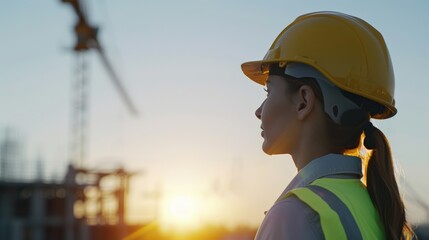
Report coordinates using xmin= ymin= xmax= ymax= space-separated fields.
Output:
xmin=0 ymin=164 xmax=137 ymax=240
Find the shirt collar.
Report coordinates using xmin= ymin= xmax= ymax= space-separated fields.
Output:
xmin=277 ymin=154 xmax=363 ymax=201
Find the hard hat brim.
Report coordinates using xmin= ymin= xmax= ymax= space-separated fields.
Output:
xmin=241 ymin=60 xmax=397 ymax=119
xmin=241 ymin=60 xmax=272 ymax=86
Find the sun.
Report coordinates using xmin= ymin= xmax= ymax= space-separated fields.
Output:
xmin=161 ymin=194 xmax=202 ymax=231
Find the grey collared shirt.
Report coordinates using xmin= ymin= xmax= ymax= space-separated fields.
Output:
xmin=254 ymin=154 xmax=363 ymax=240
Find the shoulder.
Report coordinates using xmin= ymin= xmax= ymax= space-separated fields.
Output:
xmin=255 ymin=195 xmax=324 ymax=240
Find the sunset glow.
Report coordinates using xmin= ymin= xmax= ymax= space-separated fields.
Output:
xmin=161 ymin=195 xmax=203 ymax=231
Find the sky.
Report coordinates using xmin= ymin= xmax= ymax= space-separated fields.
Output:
xmin=1 ymin=0 xmax=429 ymax=230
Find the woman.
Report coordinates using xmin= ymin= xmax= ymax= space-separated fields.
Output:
xmin=241 ymin=12 xmax=414 ymax=240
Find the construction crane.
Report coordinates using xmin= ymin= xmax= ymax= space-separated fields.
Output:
xmin=61 ymin=0 xmax=138 ymax=167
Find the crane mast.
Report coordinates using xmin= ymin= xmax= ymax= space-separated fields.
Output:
xmin=61 ymin=0 xmax=138 ymax=167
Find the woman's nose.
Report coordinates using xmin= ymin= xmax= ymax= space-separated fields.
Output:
xmin=255 ymin=101 xmax=264 ymax=120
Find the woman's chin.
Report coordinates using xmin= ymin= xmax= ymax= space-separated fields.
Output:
xmin=262 ymin=141 xmax=287 ymax=155
xmin=262 ymin=142 xmax=277 ymax=155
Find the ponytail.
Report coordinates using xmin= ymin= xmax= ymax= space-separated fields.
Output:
xmin=325 ymin=110 xmax=413 ymax=239
xmin=363 ymin=124 xmax=414 ymax=240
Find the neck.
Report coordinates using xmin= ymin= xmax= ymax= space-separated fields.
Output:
xmin=291 ymin=121 xmax=334 ymax=171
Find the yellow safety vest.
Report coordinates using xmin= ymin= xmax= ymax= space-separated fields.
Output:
xmin=279 ymin=178 xmax=385 ymax=240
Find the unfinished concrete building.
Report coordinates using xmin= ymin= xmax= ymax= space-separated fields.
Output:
xmin=0 ymin=163 xmax=137 ymax=240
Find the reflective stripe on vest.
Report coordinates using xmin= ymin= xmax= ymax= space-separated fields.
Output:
xmin=283 ymin=187 xmax=347 ymax=240
xmin=307 ymin=185 xmax=363 ymax=239
xmin=279 ymin=178 xmax=385 ymax=240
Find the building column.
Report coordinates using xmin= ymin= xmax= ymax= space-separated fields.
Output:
xmin=31 ymin=187 xmax=45 ymax=240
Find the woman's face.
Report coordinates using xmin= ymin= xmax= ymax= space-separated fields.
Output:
xmin=255 ymin=75 xmax=300 ymax=155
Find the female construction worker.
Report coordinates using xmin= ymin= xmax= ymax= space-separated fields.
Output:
xmin=241 ymin=12 xmax=414 ymax=240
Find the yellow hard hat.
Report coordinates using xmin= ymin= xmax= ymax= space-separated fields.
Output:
xmin=241 ymin=11 xmax=396 ymax=119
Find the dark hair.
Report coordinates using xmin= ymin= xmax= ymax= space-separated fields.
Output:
xmin=283 ymin=75 xmax=414 ymax=240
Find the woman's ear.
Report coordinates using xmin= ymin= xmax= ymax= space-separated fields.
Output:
xmin=295 ymin=85 xmax=316 ymax=121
